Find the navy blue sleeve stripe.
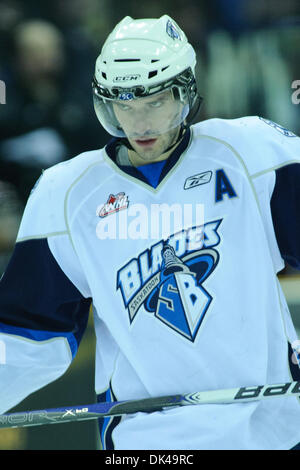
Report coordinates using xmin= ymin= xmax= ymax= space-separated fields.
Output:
xmin=288 ymin=341 xmax=300 ymax=381
xmin=0 ymin=238 xmax=91 ymax=346
xmin=270 ymin=163 xmax=300 ymax=270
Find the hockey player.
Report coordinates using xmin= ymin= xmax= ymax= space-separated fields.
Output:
xmin=0 ymin=15 xmax=300 ymax=450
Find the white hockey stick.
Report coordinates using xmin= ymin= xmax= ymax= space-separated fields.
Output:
xmin=0 ymin=380 xmax=299 ymax=429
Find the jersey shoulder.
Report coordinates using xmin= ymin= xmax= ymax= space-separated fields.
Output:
xmin=191 ymin=116 xmax=300 ymax=176
xmin=40 ymin=148 xmax=105 ymax=190
xmin=17 ymin=148 xmax=107 ymax=240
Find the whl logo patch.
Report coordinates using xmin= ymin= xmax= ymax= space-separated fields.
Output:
xmin=96 ymin=192 xmax=129 ymax=218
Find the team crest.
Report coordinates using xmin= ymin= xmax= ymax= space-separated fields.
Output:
xmin=117 ymin=220 xmax=222 ymax=341
xmin=145 ymin=245 xmax=218 ymax=340
xmin=166 ymin=20 xmax=182 ymax=41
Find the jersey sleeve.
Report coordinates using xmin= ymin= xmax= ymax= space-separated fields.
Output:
xmin=244 ymin=118 xmax=300 ymax=271
xmin=243 ymin=117 xmax=300 ymax=271
xmin=270 ymin=163 xmax=300 ymax=270
xmin=195 ymin=116 xmax=300 ymax=272
xmin=0 ymin=165 xmax=92 ymax=413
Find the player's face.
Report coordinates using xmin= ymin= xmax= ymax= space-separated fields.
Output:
xmin=113 ymin=90 xmax=183 ymax=163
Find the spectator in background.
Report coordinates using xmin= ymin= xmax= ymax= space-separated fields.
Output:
xmin=1 ymin=20 xmax=66 ymax=141
xmin=0 ymin=180 xmax=22 ymax=275
xmin=244 ymin=0 xmax=300 ymax=28
xmin=0 ymin=19 xmax=105 ymax=203
xmin=0 ymin=20 xmax=68 ymax=202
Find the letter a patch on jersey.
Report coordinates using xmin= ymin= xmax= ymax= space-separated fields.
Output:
xmin=215 ymin=169 xmax=237 ymax=202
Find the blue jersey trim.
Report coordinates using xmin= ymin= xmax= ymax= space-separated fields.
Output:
xmin=288 ymin=341 xmax=300 ymax=381
xmin=97 ymin=385 xmax=121 ymax=450
xmin=137 ymin=160 xmax=166 ymax=188
xmin=271 ymin=163 xmax=300 ymax=270
xmin=0 ymin=321 xmax=78 ymax=359
xmin=105 ymin=128 xmax=191 ymax=188
xmin=0 ymin=238 xmax=91 ymax=349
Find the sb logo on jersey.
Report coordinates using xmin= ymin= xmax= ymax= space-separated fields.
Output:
xmin=117 ymin=220 xmax=222 ymax=341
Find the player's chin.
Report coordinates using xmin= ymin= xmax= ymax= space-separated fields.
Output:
xmin=135 ymin=148 xmax=159 ymax=161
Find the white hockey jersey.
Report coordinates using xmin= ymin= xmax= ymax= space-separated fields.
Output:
xmin=1 ymin=116 xmax=300 ymax=450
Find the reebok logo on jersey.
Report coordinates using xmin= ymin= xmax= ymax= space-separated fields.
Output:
xmin=96 ymin=192 xmax=129 ymax=218
xmin=117 ymin=219 xmax=222 ymax=341
xmin=184 ymin=171 xmax=212 ymax=190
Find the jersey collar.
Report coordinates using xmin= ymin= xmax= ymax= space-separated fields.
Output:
xmin=104 ymin=128 xmax=191 ymax=190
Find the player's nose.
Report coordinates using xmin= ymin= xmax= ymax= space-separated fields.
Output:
xmin=132 ymin=116 xmax=155 ymax=137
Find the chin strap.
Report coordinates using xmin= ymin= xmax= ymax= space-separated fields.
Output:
xmin=119 ymin=137 xmax=134 ymax=152
xmin=163 ymin=124 xmax=187 ymax=154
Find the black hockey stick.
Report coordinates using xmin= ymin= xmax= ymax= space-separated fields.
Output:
xmin=1 ymin=380 xmax=299 ymax=430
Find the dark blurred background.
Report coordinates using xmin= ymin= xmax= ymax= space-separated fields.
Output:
xmin=0 ymin=0 xmax=299 ymax=450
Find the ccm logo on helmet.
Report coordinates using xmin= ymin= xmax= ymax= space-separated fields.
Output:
xmin=113 ymin=75 xmax=141 ymax=83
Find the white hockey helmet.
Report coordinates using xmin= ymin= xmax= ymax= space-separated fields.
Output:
xmin=92 ymin=15 xmax=202 ymax=138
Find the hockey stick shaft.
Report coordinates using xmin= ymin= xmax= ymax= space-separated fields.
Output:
xmin=1 ymin=380 xmax=299 ymax=430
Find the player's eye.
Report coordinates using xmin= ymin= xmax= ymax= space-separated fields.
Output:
xmin=116 ymin=103 xmax=131 ymax=111
xmin=149 ymin=100 xmax=163 ymax=108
